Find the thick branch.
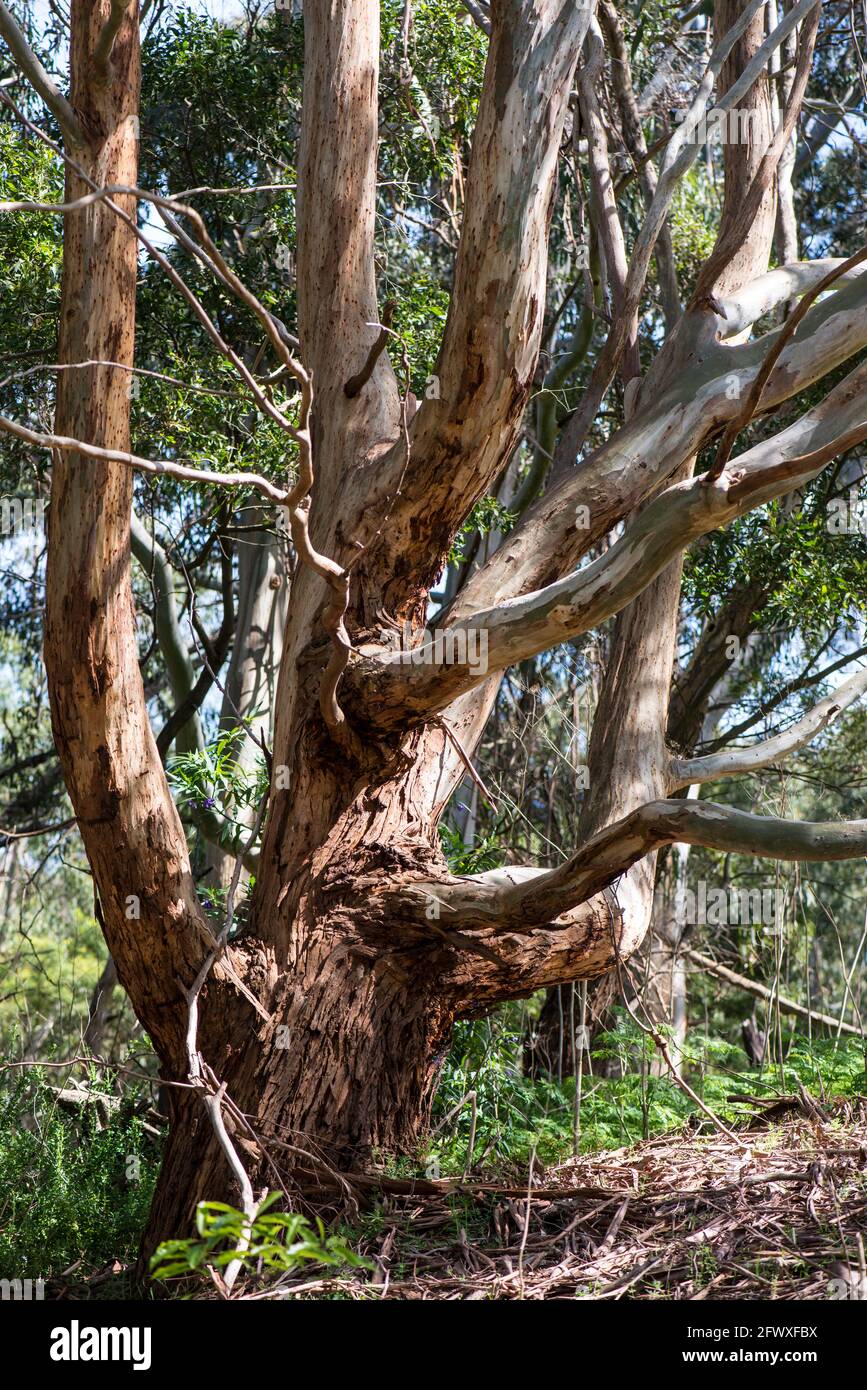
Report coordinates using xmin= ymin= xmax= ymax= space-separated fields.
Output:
xmin=578 ymin=17 xmax=638 ymax=384
xmin=420 ymin=801 xmax=867 ymax=933
xmin=445 ymin=265 xmax=867 ymax=628
xmin=552 ymin=0 xmax=815 ymax=469
xmin=357 ymin=358 xmax=867 ymax=721
xmin=598 ymin=0 xmax=680 ymax=328
xmin=296 ymin=0 xmax=400 ymax=475
xmin=362 ymin=0 xmax=595 ymax=603
xmin=715 ymin=259 xmax=867 ymax=339
xmin=91 ymin=0 xmax=134 ymax=83
xmin=691 ymin=0 xmax=820 ymax=308
xmin=461 ymin=0 xmax=491 ymax=35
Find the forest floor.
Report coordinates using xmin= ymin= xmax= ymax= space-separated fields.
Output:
xmin=48 ymin=1093 xmax=867 ymax=1301
xmin=256 ymin=1094 xmax=867 ymax=1301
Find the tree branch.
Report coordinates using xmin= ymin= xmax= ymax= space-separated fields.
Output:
xmin=690 ymin=0 xmax=821 ymax=310
xmin=130 ymin=510 xmax=206 ymax=758
xmin=552 ymin=0 xmax=816 ymax=469
xmin=420 ymin=800 xmax=867 ymax=934
xmin=356 ymin=358 xmax=867 ymax=722
xmin=670 ymin=663 xmax=867 ymax=788
xmin=0 ymin=411 xmax=292 ymax=503
xmin=362 ymin=0 xmax=595 ymax=602
xmin=709 ymin=244 xmax=867 ymax=481
xmin=91 ymin=0 xmax=135 ymax=84
xmin=461 ymin=0 xmax=490 ymax=35
xmin=443 ymin=263 xmax=867 ymax=629
xmin=0 ymin=2 xmax=86 ymax=144
xmin=685 ymin=949 xmax=861 ymax=1037
xmin=715 ymin=259 xmax=867 ymax=339
xmin=597 ymin=0 xmax=680 ymax=329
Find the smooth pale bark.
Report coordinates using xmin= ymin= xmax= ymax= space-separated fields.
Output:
xmin=598 ymin=0 xmax=679 ymax=328
xmin=357 ymin=356 xmax=867 ymax=721
xmin=0 ymin=2 xmax=85 ymax=143
xmin=707 ymin=0 xmax=776 ymax=301
xmin=440 ymin=265 xmax=867 ymax=625
xmin=671 ymin=664 xmax=867 ymax=788
xmin=715 ymin=261 xmax=867 ymax=338
xmin=605 ymin=0 xmax=779 ymax=1053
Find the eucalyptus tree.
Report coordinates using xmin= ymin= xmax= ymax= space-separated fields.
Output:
xmin=1 ymin=0 xmax=867 ymax=1262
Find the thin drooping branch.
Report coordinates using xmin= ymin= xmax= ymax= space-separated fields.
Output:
xmin=0 ymin=105 xmax=304 ymax=439
xmin=700 ymin=642 xmax=867 ymax=754
xmin=2 ymin=100 xmax=361 ymax=752
xmin=0 ymin=1 xmax=86 ymax=144
xmin=670 ymin=663 xmax=867 ymax=788
xmin=0 ymin=356 xmax=250 ymax=402
xmin=0 ymin=411 xmax=293 ymax=503
xmin=667 ymin=576 xmax=775 ymax=751
xmin=685 ymin=949 xmax=861 ymax=1037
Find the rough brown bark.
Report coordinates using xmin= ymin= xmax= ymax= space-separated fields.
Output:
xmin=44 ymin=0 xmax=214 ymax=1069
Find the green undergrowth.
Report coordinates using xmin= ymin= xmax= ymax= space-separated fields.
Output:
xmin=0 ymin=1068 xmax=160 ymax=1282
xmin=424 ymin=1010 xmax=867 ymax=1179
